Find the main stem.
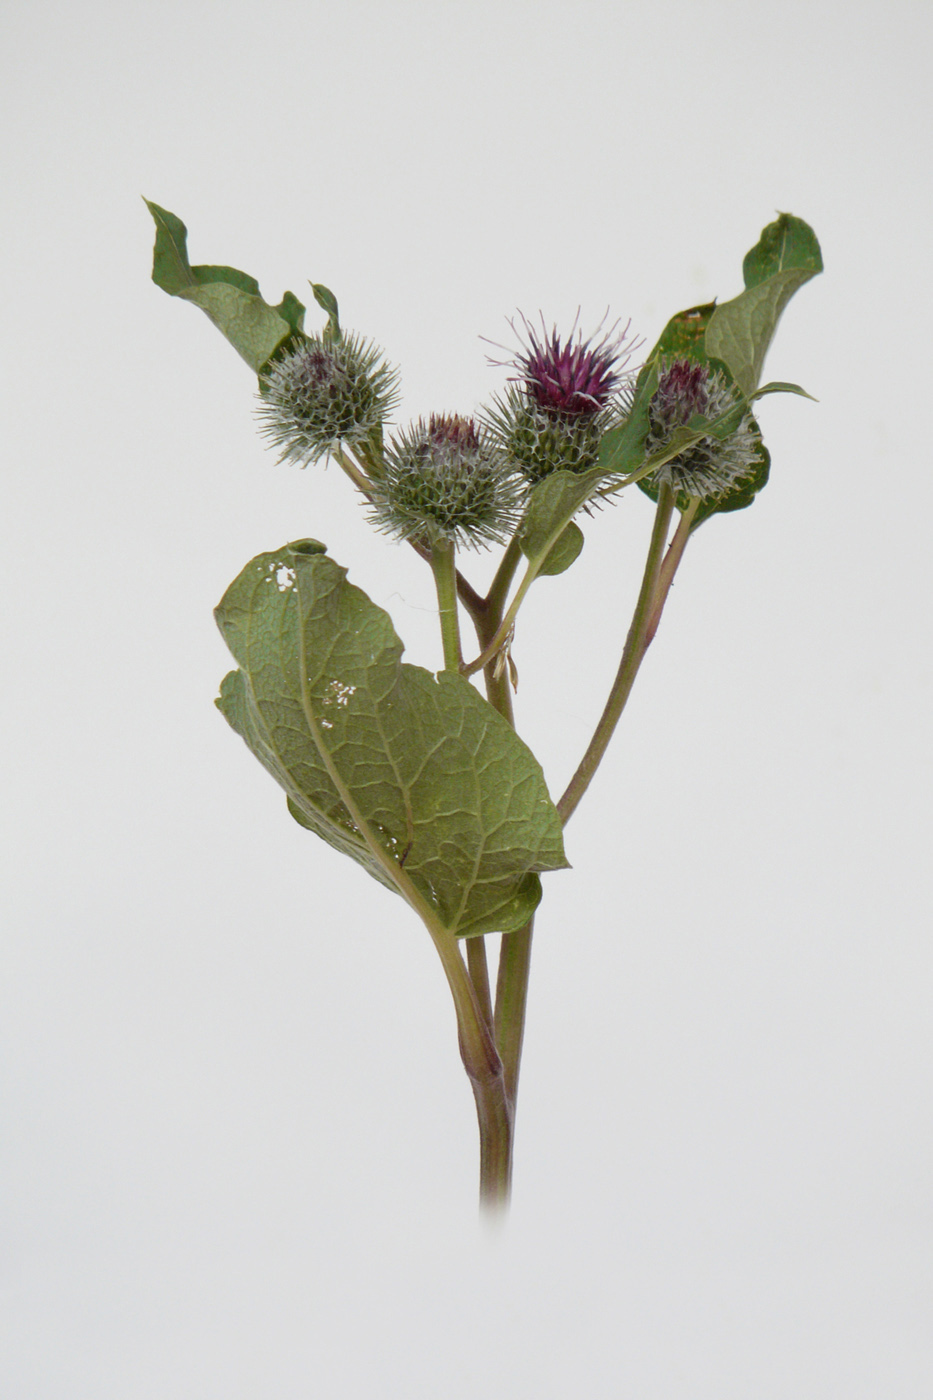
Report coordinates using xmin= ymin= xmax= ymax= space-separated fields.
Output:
xmin=427 ymin=920 xmax=512 ymax=1210
xmin=464 ymin=540 xmax=535 ymax=1203
xmin=432 ymin=487 xmax=693 ymax=1208
xmin=429 ymin=536 xmax=512 ymax=1205
xmin=487 ymin=493 xmax=682 ymax=1185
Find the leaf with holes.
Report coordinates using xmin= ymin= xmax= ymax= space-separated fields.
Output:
xmin=214 ymin=540 xmax=569 ymax=939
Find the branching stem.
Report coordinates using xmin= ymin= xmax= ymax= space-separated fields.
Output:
xmin=647 ymin=498 xmax=698 ymax=643
xmin=333 ymin=445 xmax=375 ymax=498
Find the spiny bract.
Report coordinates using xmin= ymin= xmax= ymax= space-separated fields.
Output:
xmin=484 ymin=315 xmax=636 ymax=483
xmin=645 ymin=359 xmax=759 ymax=500
xmin=369 ymin=414 xmax=523 ymax=549
xmin=256 ymin=332 xmax=399 ymax=465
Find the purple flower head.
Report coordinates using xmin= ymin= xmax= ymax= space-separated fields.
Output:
xmin=497 ymin=314 xmax=637 ymax=419
xmin=645 ymin=358 xmax=760 ymax=501
xmin=424 ymin=412 xmax=481 ymax=454
xmin=651 ymin=360 xmax=711 ymax=430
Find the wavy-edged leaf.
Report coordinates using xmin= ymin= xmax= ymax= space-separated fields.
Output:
xmin=215 ymin=540 xmax=568 ymax=938
xmin=146 ymin=200 xmax=306 ymax=372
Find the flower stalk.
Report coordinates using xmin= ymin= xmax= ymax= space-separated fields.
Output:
xmin=430 ymin=538 xmax=463 ymax=673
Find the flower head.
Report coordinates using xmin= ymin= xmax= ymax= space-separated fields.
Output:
xmin=368 ymin=413 xmax=522 ymax=549
xmin=513 ymin=316 xmax=628 ymax=417
xmin=256 ymin=332 xmax=399 ymax=466
xmin=484 ymin=314 xmax=637 ymax=483
xmin=645 ymin=359 xmax=759 ymax=500
xmin=650 ymin=359 xmax=711 ymax=427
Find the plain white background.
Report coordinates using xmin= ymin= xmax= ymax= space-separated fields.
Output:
xmin=2 ymin=1 xmax=931 ymax=1395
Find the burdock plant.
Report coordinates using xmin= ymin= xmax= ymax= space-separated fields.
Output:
xmin=146 ymin=201 xmax=822 ymax=1212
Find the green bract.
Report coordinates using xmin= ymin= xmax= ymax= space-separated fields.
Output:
xmin=484 ymin=386 xmax=612 ymax=483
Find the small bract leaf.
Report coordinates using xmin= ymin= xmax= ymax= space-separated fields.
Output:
xmin=215 ymin=541 xmax=568 ymax=939
xmin=311 ymin=283 xmax=341 ymax=340
xmin=596 ymin=362 xmax=659 ymax=476
xmin=537 ymin=522 xmax=585 ymax=576
xmin=146 ymin=200 xmax=306 ymax=373
xmin=750 ymin=380 xmax=817 ymax=404
xmin=519 ymin=469 xmax=604 ymax=565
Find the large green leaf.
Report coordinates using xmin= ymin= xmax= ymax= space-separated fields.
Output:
xmin=215 ymin=540 xmax=568 ymax=939
xmin=706 ymin=213 xmax=822 ymax=395
xmin=146 ymin=200 xmax=306 ymax=372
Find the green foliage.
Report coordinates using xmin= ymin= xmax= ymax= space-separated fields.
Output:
xmin=146 ymin=205 xmax=822 ymax=1205
xmin=146 ymin=201 xmax=306 ymax=373
xmin=536 ymin=522 xmax=585 ymax=576
xmin=619 ymin=215 xmax=821 ymax=528
xmin=311 ymin=283 xmax=341 ymax=341
xmin=519 ymin=470 xmax=602 ymax=567
xmin=706 ymin=213 xmax=823 ymax=397
xmin=215 ymin=541 xmax=568 ymax=939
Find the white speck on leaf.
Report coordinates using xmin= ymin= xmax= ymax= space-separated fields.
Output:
xmin=323 ymin=679 xmax=357 ymax=707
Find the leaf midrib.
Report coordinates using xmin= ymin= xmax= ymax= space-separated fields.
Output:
xmin=291 ymin=567 xmax=440 ymax=935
